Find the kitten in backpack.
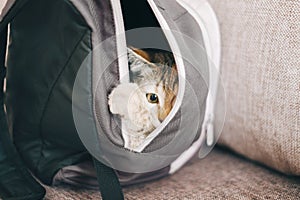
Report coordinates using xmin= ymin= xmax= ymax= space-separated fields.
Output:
xmin=108 ymin=47 xmax=178 ymax=151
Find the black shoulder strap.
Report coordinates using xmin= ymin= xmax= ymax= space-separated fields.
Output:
xmin=93 ymin=158 xmax=124 ymax=200
xmin=0 ymin=1 xmax=46 ymax=200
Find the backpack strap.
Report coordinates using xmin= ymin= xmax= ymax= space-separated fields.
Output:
xmin=0 ymin=1 xmax=46 ymax=200
xmin=93 ymin=158 xmax=124 ymax=200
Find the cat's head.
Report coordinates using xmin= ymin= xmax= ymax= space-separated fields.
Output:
xmin=108 ymin=47 xmax=178 ymax=148
xmin=127 ymin=47 xmax=178 ymax=122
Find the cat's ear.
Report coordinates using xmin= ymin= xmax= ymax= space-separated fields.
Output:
xmin=127 ymin=47 xmax=157 ymax=82
xmin=127 ymin=47 xmax=152 ymax=68
xmin=131 ymin=47 xmax=151 ymax=61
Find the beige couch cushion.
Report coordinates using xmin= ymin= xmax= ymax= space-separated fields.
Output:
xmin=208 ymin=0 xmax=300 ymax=175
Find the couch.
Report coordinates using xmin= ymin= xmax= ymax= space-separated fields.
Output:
xmin=44 ymin=147 xmax=299 ymax=199
xmin=1 ymin=0 xmax=299 ymax=199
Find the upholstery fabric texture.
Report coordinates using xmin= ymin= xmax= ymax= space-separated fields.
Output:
xmin=44 ymin=148 xmax=300 ymax=200
xmin=208 ymin=0 xmax=300 ymax=175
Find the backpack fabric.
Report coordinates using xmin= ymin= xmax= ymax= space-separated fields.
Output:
xmin=0 ymin=0 xmax=220 ymax=199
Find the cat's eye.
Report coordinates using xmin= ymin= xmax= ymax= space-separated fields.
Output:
xmin=146 ymin=93 xmax=159 ymax=104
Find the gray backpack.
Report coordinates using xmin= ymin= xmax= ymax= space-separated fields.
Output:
xmin=0 ymin=0 xmax=221 ymax=199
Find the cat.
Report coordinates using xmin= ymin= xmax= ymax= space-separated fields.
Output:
xmin=108 ymin=47 xmax=178 ymax=151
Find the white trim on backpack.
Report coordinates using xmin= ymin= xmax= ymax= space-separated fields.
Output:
xmin=111 ymin=0 xmax=132 ymax=148
xmin=132 ymin=0 xmax=187 ymax=152
xmin=169 ymin=0 xmax=221 ymax=174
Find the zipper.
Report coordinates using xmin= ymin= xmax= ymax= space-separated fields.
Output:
xmin=110 ymin=0 xmax=131 ymax=148
xmin=110 ymin=0 xmax=129 ymax=83
xmin=176 ymin=0 xmax=222 ymax=147
xmin=134 ymin=0 xmax=186 ymax=152
xmin=169 ymin=0 xmax=221 ymax=174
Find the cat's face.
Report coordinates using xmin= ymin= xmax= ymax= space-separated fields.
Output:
xmin=108 ymin=47 xmax=178 ymax=150
xmin=128 ymin=48 xmax=178 ymax=123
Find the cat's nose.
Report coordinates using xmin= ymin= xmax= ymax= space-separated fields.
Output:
xmin=158 ymin=109 xmax=169 ymax=122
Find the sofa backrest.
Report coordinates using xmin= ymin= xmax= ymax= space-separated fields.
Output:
xmin=209 ymin=0 xmax=300 ymax=175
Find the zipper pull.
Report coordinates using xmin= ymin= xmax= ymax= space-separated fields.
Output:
xmin=205 ymin=115 xmax=214 ymax=146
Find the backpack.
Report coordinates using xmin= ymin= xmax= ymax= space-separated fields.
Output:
xmin=0 ymin=0 xmax=221 ymax=199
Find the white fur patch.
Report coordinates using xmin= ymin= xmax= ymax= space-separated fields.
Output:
xmin=108 ymin=83 xmax=161 ymax=150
